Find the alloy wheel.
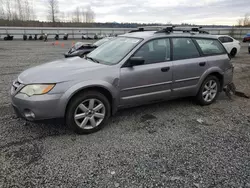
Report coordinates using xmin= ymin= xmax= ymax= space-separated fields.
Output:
xmin=202 ymin=80 xmax=218 ymax=102
xmin=74 ymin=99 xmax=106 ymax=130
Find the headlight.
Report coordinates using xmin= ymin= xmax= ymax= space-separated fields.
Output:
xmin=20 ymin=84 xmax=55 ymax=96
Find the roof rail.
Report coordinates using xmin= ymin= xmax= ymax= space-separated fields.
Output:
xmin=155 ymin=26 xmax=209 ymax=34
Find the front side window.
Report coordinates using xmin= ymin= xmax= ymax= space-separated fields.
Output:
xmin=172 ymin=38 xmax=200 ymax=60
xmin=195 ymin=39 xmax=226 ymax=55
xmin=133 ymin=38 xmax=171 ymax=64
xmin=87 ymin=37 xmax=142 ymax=65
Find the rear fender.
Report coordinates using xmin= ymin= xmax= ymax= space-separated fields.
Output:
xmin=195 ymin=68 xmax=224 ymax=94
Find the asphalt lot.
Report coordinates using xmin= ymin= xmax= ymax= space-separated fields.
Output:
xmin=0 ymin=40 xmax=250 ymax=188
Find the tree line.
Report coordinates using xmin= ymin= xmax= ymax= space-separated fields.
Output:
xmin=47 ymin=0 xmax=95 ymax=24
xmin=237 ymin=14 xmax=250 ymax=26
xmin=1 ymin=0 xmax=249 ymax=27
xmin=0 ymin=0 xmax=95 ymax=24
xmin=0 ymin=0 xmax=35 ymax=21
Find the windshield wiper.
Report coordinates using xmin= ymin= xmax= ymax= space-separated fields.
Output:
xmin=85 ymin=56 xmax=100 ymax=63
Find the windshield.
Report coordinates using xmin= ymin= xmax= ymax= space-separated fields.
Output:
xmin=87 ymin=37 xmax=142 ymax=65
xmin=93 ymin=38 xmax=112 ymax=47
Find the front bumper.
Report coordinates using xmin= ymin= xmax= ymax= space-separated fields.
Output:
xmin=11 ymin=92 xmax=63 ymax=121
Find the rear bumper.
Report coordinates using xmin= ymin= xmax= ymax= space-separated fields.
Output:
xmin=11 ymin=93 xmax=63 ymax=121
xmin=224 ymin=66 xmax=234 ymax=87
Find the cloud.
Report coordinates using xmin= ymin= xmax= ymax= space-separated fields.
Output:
xmin=34 ymin=0 xmax=247 ymax=25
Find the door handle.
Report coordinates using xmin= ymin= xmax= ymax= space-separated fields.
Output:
xmin=199 ymin=62 xmax=206 ymax=66
xmin=161 ymin=67 xmax=170 ymax=72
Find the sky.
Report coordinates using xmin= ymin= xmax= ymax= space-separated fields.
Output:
xmin=35 ymin=0 xmax=249 ymax=25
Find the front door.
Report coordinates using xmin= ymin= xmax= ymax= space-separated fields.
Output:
xmin=119 ymin=38 xmax=173 ymax=107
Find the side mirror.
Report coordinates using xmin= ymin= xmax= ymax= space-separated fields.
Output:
xmin=128 ymin=57 xmax=145 ymax=67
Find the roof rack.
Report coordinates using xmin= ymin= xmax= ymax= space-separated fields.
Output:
xmin=155 ymin=26 xmax=209 ymax=34
xmin=128 ymin=27 xmax=156 ymax=33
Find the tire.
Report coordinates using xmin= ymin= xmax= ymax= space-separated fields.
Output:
xmin=196 ymin=75 xmax=220 ymax=105
xmin=66 ymin=90 xmax=111 ymax=134
xmin=230 ymin=48 xmax=237 ymax=58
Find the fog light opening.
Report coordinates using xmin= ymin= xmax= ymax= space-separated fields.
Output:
xmin=23 ymin=109 xmax=35 ymax=120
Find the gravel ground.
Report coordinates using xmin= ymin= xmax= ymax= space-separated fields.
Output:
xmin=0 ymin=40 xmax=250 ymax=188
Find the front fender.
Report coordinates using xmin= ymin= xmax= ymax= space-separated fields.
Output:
xmin=57 ymin=80 xmax=119 ymax=117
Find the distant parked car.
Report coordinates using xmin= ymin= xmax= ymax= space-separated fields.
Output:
xmin=4 ymin=34 xmax=14 ymax=41
xmin=23 ymin=34 xmax=27 ymax=41
xmin=217 ymin=35 xmax=241 ymax=57
xmin=55 ymin=34 xmax=59 ymax=40
xmin=82 ymin=34 xmax=92 ymax=40
xmin=64 ymin=37 xmax=113 ymax=58
xmin=243 ymin=33 xmax=250 ymax=42
xmin=63 ymin=33 xmax=68 ymax=40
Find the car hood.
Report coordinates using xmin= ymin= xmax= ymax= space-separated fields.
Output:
xmin=18 ymin=57 xmax=107 ymax=84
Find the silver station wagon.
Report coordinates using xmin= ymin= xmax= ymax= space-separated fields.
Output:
xmin=11 ymin=27 xmax=234 ymax=134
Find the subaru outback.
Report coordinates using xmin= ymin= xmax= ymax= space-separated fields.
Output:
xmin=11 ymin=28 xmax=234 ymax=134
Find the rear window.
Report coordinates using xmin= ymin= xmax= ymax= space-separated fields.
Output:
xmin=195 ymin=39 xmax=226 ymax=55
xmin=218 ymin=37 xmax=225 ymax=43
xmin=219 ymin=37 xmax=233 ymax=43
xmin=224 ymin=37 xmax=233 ymax=43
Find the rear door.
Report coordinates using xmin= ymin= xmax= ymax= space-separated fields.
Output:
xmin=194 ymin=38 xmax=230 ymax=72
xmin=171 ymin=37 xmax=207 ymax=97
xmin=119 ymin=38 xmax=173 ymax=107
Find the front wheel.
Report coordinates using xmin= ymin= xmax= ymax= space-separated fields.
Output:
xmin=66 ymin=91 xmax=111 ymax=134
xmin=196 ymin=76 xmax=220 ymax=105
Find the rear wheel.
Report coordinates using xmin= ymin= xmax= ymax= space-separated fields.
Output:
xmin=230 ymin=48 xmax=237 ymax=58
xmin=66 ymin=91 xmax=110 ymax=134
xmin=196 ymin=76 xmax=220 ymax=105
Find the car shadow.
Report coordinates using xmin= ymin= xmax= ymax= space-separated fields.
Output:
xmin=18 ymin=94 xmax=232 ymax=136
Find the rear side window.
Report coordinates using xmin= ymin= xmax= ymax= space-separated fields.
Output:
xmin=224 ymin=37 xmax=233 ymax=43
xmin=218 ymin=37 xmax=225 ymax=43
xmin=172 ymin=38 xmax=200 ymax=61
xmin=219 ymin=37 xmax=233 ymax=43
xmin=195 ymin=39 xmax=226 ymax=55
